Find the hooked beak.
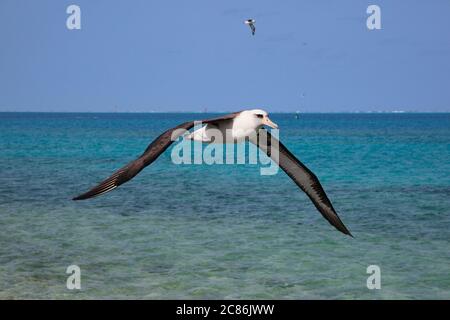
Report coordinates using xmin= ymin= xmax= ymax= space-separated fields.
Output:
xmin=263 ymin=116 xmax=278 ymax=129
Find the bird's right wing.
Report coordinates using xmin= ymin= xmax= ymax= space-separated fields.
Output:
xmin=250 ymin=24 xmax=256 ymax=35
xmin=250 ymin=129 xmax=352 ymax=236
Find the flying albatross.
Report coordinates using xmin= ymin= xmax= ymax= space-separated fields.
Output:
xmin=244 ymin=19 xmax=256 ymax=35
xmin=73 ymin=109 xmax=352 ymax=236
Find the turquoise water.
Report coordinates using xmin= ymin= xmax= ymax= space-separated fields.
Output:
xmin=0 ymin=112 xmax=449 ymax=299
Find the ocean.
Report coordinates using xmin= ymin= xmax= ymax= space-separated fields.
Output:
xmin=0 ymin=112 xmax=449 ymax=299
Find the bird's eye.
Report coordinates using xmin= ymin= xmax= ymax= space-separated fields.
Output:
xmin=256 ymin=114 xmax=264 ymax=118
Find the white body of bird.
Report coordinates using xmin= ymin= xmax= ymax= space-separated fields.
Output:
xmin=186 ymin=109 xmax=277 ymax=143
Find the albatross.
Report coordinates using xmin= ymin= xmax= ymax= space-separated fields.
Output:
xmin=73 ymin=109 xmax=352 ymax=236
xmin=244 ymin=19 xmax=256 ymax=35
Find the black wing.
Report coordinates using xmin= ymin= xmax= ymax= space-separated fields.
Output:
xmin=72 ymin=112 xmax=241 ymax=200
xmin=251 ymin=129 xmax=352 ymax=236
xmin=250 ymin=24 xmax=255 ymax=35
xmin=72 ymin=121 xmax=194 ymax=200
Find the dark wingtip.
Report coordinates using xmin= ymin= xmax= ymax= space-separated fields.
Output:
xmin=72 ymin=193 xmax=90 ymax=201
xmin=339 ymin=225 xmax=354 ymax=238
xmin=330 ymin=216 xmax=353 ymax=237
xmin=329 ymin=211 xmax=353 ymax=238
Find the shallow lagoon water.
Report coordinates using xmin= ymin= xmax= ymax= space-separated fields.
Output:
xmin=0 ymin=112 xmax=449 ymax=299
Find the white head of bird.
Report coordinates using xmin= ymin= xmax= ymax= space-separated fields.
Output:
xmin=235 ymin=109 xmax=278 ymax=130
xmin=228 ymin=109 xmax=278 ymax=142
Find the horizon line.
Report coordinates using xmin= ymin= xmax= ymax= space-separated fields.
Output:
xmin=1 ymin=110 xmax=450 ymax=114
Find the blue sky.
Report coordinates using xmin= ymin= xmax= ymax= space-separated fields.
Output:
xmin=0 ymin=0 xmax=449 ymax=112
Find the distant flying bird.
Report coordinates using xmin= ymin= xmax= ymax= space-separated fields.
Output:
xmin=244 ymin=19 xmax=256 ymax=35
xmin=73 ymin=109 xmax=352 ymax=236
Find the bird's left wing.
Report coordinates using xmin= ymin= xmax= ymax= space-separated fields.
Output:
xmin=72 ymin=121 xmax=195 ymax=200
xmin=72 ymin=112 xmax=241 ymax=200
xmin=250 ymin=24 xmax=256 ymax=35
xmin=250 ymin=129 xmax=352 ymax=236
